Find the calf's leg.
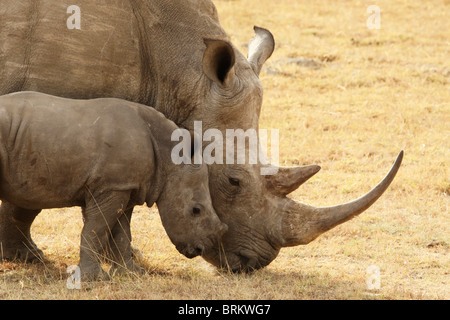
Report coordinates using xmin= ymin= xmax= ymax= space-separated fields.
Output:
xmin=0 ymin=201 xmax=44 ymax=262
xmin=108 ymin=206 xmax=146 ymax=275
xmin=79 ymin=190 xmax=131 ymax=280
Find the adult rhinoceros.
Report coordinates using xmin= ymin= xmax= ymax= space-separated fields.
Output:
xmin=0 ymin=0 xmax=402 ymax=272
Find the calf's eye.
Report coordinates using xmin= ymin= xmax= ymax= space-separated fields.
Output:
xmin=192 ymin=207 xmax=201 ymax=216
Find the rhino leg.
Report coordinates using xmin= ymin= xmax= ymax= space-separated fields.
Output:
xmin=0 ymin=201 xmax=44 ymax=262
xmin=107 ymin=206 xmax=146 ymax=275
xmin=79 ymin=190 xmax=131 ymax=281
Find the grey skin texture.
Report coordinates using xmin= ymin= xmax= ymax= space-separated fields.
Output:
xmin=0 ymin=0 xmax=402 ymax=272
xmin=0 ymin=92 xmax=227 ymax=279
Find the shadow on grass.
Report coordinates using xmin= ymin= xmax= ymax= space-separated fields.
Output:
xmin=1 ymin=258 xmax=380 ymax=299
xmin=211 ymin=268 xmax=374 ymax=299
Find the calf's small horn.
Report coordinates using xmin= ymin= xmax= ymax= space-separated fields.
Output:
xmin=279 ymin=151 xmax=403 ymax=247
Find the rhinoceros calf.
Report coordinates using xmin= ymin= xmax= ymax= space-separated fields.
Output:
xmin=0 ymin=91 xmax=227 ymax=279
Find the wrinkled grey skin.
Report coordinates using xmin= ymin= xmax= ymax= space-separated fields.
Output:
xmin=0 ymin=91 xmax=227 ymax=279
xmin=0 ymin=0 xmax=402 ymax=272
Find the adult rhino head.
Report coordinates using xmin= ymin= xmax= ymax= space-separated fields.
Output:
xmin=0 ymin=1 xmax=402 ymax=272
xmin=184 ymin=27 xmax=403 ymax=272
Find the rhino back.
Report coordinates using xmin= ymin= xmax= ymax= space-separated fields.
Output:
xmin=0 ymin=92 xmax=156 ymax=209
xmin=0 ymin=1 xmax=141 ymax=101
xmin=0 ymin=0 xmax=227 ymax=123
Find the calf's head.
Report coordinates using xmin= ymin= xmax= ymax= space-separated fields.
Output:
xmin=157 ymin=162 xmax=228 ymax=259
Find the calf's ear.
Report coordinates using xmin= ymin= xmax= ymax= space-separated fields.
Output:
xmin=202 ymin=38 xmax=236 ymax=88
xmin=248 ymin=26 xmax=275 ymax=76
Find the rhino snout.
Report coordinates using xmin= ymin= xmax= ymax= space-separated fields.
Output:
xmin=179 ymin=224 xmax=228 ymax=259
xmin=182 ymin=244 xmax=204 ymax=259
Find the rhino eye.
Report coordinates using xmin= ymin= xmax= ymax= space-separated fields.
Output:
xmin=229 ymin=177 xmax=240 ymax=187
xmin=192 ymin=206 xmax=201 ymax=216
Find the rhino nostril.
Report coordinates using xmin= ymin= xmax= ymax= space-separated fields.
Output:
xmin=183 ymin=246 xmax=202 ymax=259
xmin=195 ymin=243 xmax=205 ymax=253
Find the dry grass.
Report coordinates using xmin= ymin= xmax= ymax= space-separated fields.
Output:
xmin=1 ymin=0 xmax=449 ymax=299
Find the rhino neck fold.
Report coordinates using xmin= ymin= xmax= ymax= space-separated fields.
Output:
xmin=140 ymin=109 xmax=180 ymax=206
xmin=129 ymin=0 xmax=228 ymax=126
xmin=129 ymin=0 xmax=159 ymax=108
xmin=144 ymin=130 xmax=165 ymax=207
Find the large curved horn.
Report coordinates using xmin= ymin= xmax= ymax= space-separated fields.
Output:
xmin=280 ymin=151 xmax=403 ymax=247
xmin=265 ymin=165 xmax=321 ymax=197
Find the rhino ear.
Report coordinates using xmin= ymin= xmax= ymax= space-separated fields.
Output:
xmin=202 ymin=38 xmax=236 ymax=88
xmin=248 ymin=26 xmax=275 ymax=76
